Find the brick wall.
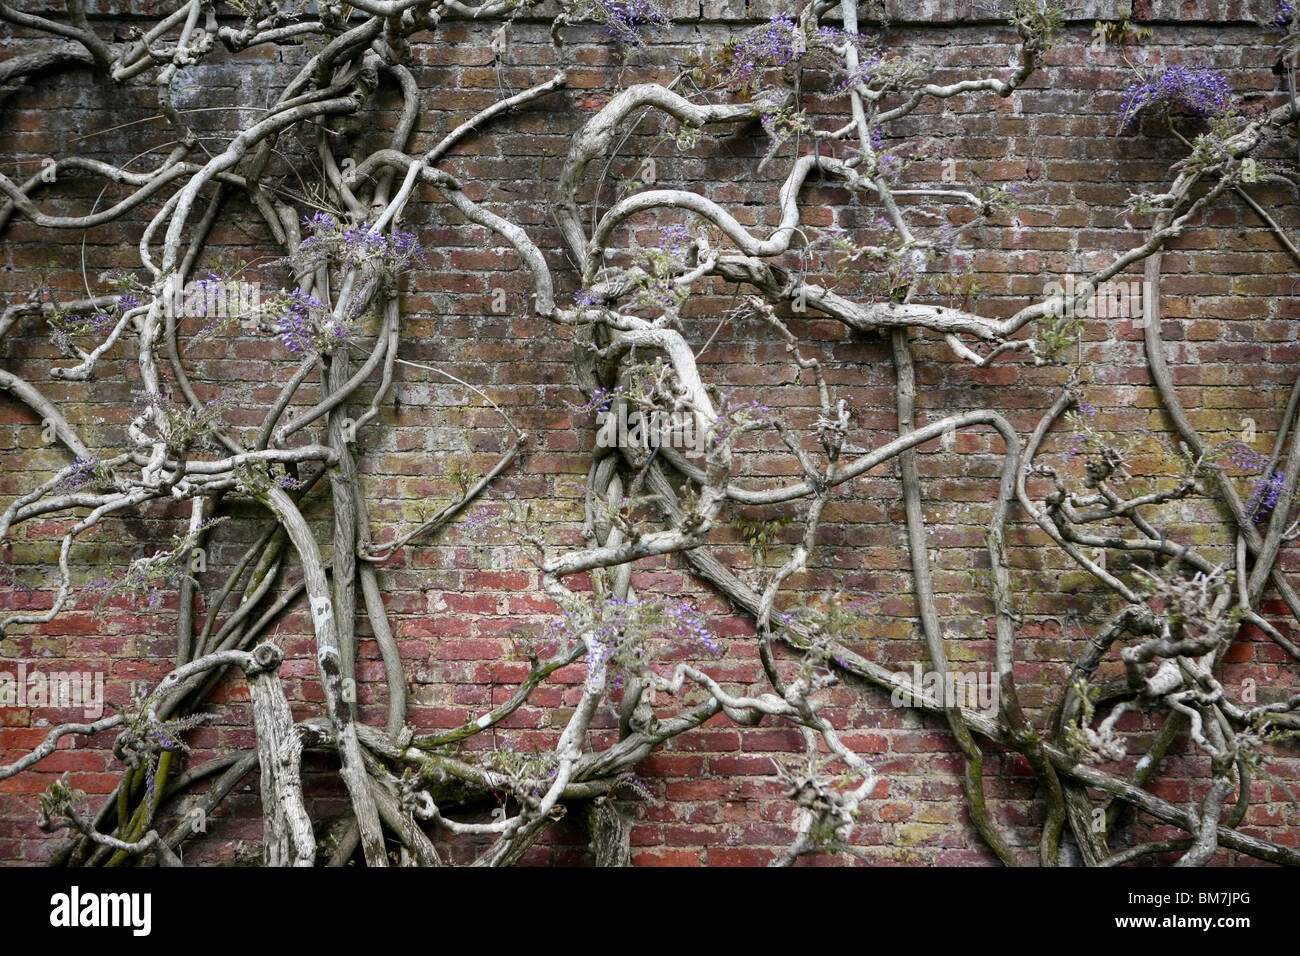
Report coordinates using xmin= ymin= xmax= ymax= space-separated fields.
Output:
xmin=0 ymin=1 xmax=1297 ymax=865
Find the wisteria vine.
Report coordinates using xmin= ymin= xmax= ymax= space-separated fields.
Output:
xmin=0 ymin=0 xmax=1297 ymax=870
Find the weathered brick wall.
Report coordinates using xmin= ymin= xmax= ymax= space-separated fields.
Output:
xmin=0 ymin=1 xmax=1297 ymax=865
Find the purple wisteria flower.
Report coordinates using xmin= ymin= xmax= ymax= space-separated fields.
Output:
xmin=832 ymin=55 xmax=881 ymax=95
xmin=274 ymin=289 xmax=332 ymax=354
xmin=574 ymin=288 xmax=603 ymax=307
xmin=1223 ymin=440 xmax=1269 ymax=472
xmin=709 ymin=399 xmax=773 ymax=448
xmin=658 ymin=223 xmax=692 ymax=258
xmin=590 ymin=0 xmax=668 ymax=46
xmin=571 ymin=386 xmax=621 ymax=415
xmin=543 ymin=594 xmax=723 ymax=691
xmin=117 ymin=292 xmax=139 ymax=311
xmin=665 ymin=600 xmax=722 ymax=658
xmin=56 ymin=455 xmax=100 ymax=492
xmin=63 ymin=312 xmax=112 ymax=334
xmin=815 ymin=23 xmax=874 ymax=49
xmin=291 ymin=213 xmax=426 ymax=273
xmin=389 ymin=231 xmax=425 ymax=262
xmin=1278 ymin=1 xmax=1297 ymax=27
xmin=274 ymin=292 xmax=311 ymax=354
xmin=341 ymin=223 xmax=388 ymax=256
xmin=1065 ymin=402 xmax=1097 ymax=458
xmin=192 ymin=275 xmax=230 ymax=318
xmin=712 ymin=16 xmax=876 ymax=91
xmin=760 ymin=110 xmax=783 ymax=140
xmin=1245 ymin=469 xmax=1286 ymax=524
xmin=304 ymin=212 xmax=338 ymax=232
xmin=728 ymin=14 xmax=803 ymax=81
xmin=1117 ymin=64 xmax=1234 ymax=131
xmin=462 ymin=507 xmax=500 ymax=538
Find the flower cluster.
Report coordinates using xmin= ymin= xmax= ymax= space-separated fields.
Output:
xmin=1221 ymin=440 xmax=1269 ymax=473
xmin=135 ymin=389 xmax=247 ymax=452
xmin=1212 ymin=441 xmax=1290 ymax=524
xmin=117 ymin=700 xmax=213 ymax=804
xmin=755 ymin=101 xmax=814 ymax=168
xmin=1117 ymin=64 xmax=1234 ymax=131
xmin=54 ymin=455 xmax=103 ymax=492
xmin=658 ymin=223 xmax=693 ymax=258
xmin=271 ymin=288 xmax=359 ymax=356
xmin=663 ymin=599 xmax=722 ymax=657
xmin=274 ymin=471 xmax=307 ymax=490
xmin=617 ymin=774 xmax=656 ymax=800
xmin=707 ymin=16 xmax=877 ymax=91
xmin=47 ymin=309 xmax=113 ymax=356
xmin=1061 ymin=398 xmax=1107 ymax=459
xmin=39 ymin=270 xmax=142 ymax=357
xmin=288 ymin=212 xmax=426 ymax=278
xmin=1063 ymin=400 xmax=1099 ymax=457
xmin=816 ymin=25 xmax=889 ymax=99
xmin=615 ymin=224 xmax=705 ymax=315
xmin=462 ymin=506 xmax=501 ymax=539
xmin=545 ymin=595 xmax=722 ymax=692
xmin=580 ymin=0 xmax=668 ymax=47
xmin=830 ymin=53 xmax=882 ymax=95
xmin=1245 ymin=469 xmax=1286 ymax=524
xmin=815 ymin=23 xmax=874 ymax=50
xmin=1278 ymin=1 xmax=1297 ymax=27
xmin=139 ymin=709 xmax=209 ymax=754
xmin=727 ymin=15 xmax=804 ymax=82
xmin=188 ymin=276 xmax=222 ymax=317
xmin=571 ymin=385 xmax=624 ymax=416
xmin=77 ymin=517 xmax=226 ymax=614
